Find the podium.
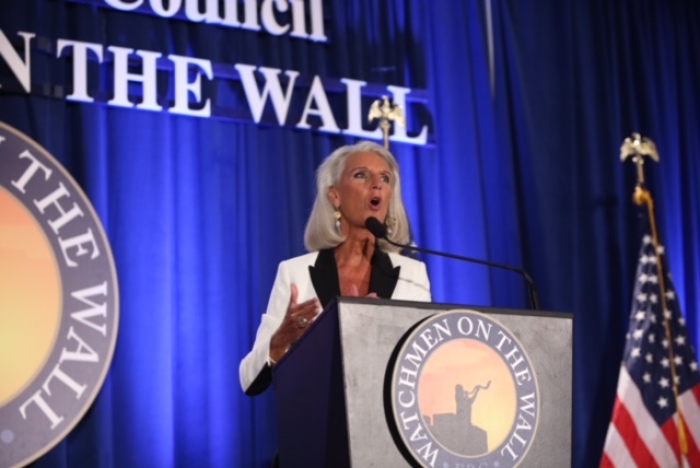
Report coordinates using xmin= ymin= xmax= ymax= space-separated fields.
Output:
xmin=273 ymin=298 xmax=572 ymax=467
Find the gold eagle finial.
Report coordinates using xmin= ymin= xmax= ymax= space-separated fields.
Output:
xmin=368 ymin=96 xmax=405 ymax=149
xmin=620 ymin=132 xmax=660 ymax=205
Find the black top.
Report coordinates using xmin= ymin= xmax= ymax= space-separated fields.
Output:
xmin=244 ymin=248 xmax=401 ymax=396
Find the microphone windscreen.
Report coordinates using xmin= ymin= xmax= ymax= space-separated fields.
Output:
xmin=365 ymin=217 xmax=387 ymax=238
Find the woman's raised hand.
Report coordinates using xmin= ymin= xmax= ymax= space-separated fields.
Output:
xmin=268 ymin=283 xmax=320 ymax=364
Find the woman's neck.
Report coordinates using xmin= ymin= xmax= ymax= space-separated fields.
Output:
xmin=334 ymin=228 xmax=375 ymax=267
xmin=334 ymin=229 xmax=375 ymax=297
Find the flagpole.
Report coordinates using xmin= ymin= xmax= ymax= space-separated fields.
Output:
xmin=621 ymin=133 xmax=689 ymax=460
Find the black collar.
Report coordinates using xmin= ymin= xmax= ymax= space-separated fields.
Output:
xmin=309 ymin=248 xmax=401 ymax=308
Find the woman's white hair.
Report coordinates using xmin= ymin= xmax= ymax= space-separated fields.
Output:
xmin=304 ymin=140 xmax=410 ymax=253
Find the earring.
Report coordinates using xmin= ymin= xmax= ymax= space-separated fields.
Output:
xmin=385 ymin=217 xmax=395 ymax=236
xmin=334 ymin=209 xmax=342 ymax=234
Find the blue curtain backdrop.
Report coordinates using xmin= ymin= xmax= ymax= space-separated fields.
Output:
xmin=0 ymin=1 xmax=699 ymax=467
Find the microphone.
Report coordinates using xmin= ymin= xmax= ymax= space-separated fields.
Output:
xmin=365 ymin=217 xmax=541 ymax=310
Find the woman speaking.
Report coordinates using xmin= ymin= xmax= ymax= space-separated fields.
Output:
xmin=239 ymin=140 xmax=432 ymax=395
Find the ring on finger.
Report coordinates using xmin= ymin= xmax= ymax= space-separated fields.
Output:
xmin=296 ymin=316 xmax=309 ymax=329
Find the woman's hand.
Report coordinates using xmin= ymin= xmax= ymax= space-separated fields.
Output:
xmin=268 ymin=283 xmax=320 ymax=364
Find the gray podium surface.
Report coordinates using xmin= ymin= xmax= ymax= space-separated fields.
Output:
xmin=274 ymin=298 xmax=572 ymax=467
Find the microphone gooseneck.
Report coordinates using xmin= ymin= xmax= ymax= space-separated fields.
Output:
xmin=364 ymin=217 xmax=541 ymax=310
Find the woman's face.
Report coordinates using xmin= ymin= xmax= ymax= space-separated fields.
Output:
xmin=329 ymin=151 xmax=393 ymax=230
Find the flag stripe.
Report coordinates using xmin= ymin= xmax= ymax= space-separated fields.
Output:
xmin=678 ymin=390 xmax=700 ymax=467
xmin=606 ymin=395 xmax=658 ymax=467
xmin=679 ymin=386 xmax=700 ymax=448
xmin=615 ymin=366 xmax=676 ymax=466
xmin=661 ymin=416 xmax=681 ymax=464
xmin=601 ymin=422 xmax=636 ymax=468
xmin=660 ymin=411 xmax=700 ymax=467
xmin=681 ymin=418 xmax=700 ymax=467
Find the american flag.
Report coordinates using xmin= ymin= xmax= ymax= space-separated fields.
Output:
xmin=601 ymin=234 xmax=700 ymax=467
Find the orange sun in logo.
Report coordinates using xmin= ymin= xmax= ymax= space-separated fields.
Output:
xmin=0 ymin=186 xmax=62 ymax=405
xmin=418 ymin=339 xmax=517 ymax=454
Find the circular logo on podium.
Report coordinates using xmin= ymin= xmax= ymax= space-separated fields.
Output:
xmin=389 ymin=310 xmax=539 ymax=467
xmin=0 ymin=122 xmax=119 ymax=468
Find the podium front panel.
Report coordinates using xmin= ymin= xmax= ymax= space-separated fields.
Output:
xmin=337 ymin=300 xmax=572 ymax=467
xmin=274 ymin=298 xmax=572 ymax=467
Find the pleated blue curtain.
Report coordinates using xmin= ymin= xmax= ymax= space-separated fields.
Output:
xmin=3 ymin=2 xmax=498 ymax=466
xmin=1 ymin=1 xmax=699 ymax=467
xmin=490 ymin=1 xmax=700 ymax=465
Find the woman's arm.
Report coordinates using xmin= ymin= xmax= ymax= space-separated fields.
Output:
xmin=239 ymin=262 xmax=290 ymax=394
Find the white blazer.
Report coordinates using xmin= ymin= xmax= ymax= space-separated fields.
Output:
xmin=239 ymin=249 xmax=431 ymax=394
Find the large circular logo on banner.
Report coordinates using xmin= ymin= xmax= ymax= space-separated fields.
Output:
xmin=389 ymin=310 xmax=539 ymax=467
xmin=0 ymin=121 xmax=119 ymax=468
